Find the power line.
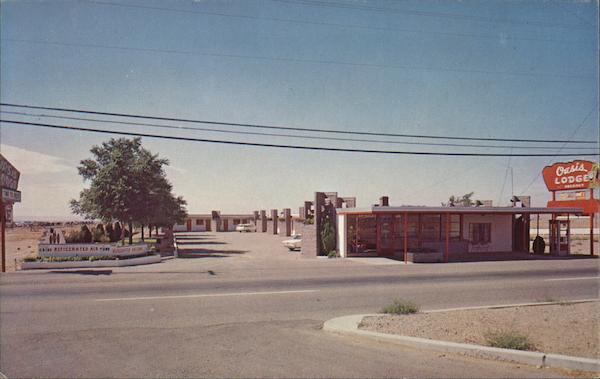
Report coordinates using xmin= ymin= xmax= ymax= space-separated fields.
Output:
xmin=274 ymin=0 xmax=593 ymax=30
xmin=3 ymin=110 xmax=598 ymax=152
xmin=3 ymin=38 xmax=594 ymax=81
xmin=519 ymin=107 xmax=598 ymax=194
xmin=2 ymin=103 xmax=597 ymax=145
xmin=88 ymin=1 xmax=584 ymax=45
xmin=1 ymin=119 xmax=598 ymax=157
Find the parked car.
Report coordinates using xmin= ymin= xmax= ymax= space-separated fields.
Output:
xmin=282 ymin=234 xmax=301 ymax=251
xmin=235 ymin=223 xmax=256 ymax=232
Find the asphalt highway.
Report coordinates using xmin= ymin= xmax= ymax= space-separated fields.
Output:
xmin=1 ymin=232 xmax=598 ymax=378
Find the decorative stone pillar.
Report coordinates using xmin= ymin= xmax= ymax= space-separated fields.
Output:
xmin=271 ymin=209 xmax=278 ymax=235
xmin=260 ymin=210 xmax=267 ymax=232
xmin=284 ymin=208 xmax=291 ymax=237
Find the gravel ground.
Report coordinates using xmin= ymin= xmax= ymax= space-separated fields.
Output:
xmin=3 ymin=227 xmax=41 ymax=271
xmin=360 ymin=301 xmax=599 ymax=359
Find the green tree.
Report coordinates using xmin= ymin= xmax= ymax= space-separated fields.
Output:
xmin=319 ymin=203 xmax=336 ymax=256
xmin=70 ymin=138 xmax=186 ymax=244
xmin=443 ymin=192 xmax=478 ymax=207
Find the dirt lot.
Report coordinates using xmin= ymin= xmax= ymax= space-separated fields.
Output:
xmin=360 ymin=301 xmax=599 ymax=359
xmin=569 ymin=238 xmax=599 ymax=255
xmin=2 ymin=226 xmax=42 ymax=271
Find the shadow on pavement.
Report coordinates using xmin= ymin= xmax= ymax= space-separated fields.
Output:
xmin=448 ymin=253 xmax=599 ymax=263
xmin=177 ymin=249 xmax=248 ymax=258
xmin=49 ymin=270 xmax=113 ymax=276
xmin=175 ymin=241 xmax=228 ymax=246
xmin=176 ymin=236 xmax=217 ymax=241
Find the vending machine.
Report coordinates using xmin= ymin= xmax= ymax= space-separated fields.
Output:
xmin=549 ymin=219 xmax=570 ymax=256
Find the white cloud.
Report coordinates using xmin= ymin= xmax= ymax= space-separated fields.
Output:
xmin=0 ymin=144 xmax=73 ymax=175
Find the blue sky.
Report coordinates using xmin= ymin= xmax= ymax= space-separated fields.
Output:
xmin=1 ymin=0 xmax=598 ymax=220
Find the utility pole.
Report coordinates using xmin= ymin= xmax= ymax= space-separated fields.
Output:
xmin=1 ymin=195 xmax=5 ymax=272
xmin=511 ymin=167 xmax=514 ymax=199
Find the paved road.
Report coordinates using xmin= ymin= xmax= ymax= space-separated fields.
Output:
xmin=1 ymin=232 xmax=598 ymax=378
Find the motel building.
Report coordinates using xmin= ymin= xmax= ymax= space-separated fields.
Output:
xmin=173 ymin=212 xmax=254 ymax=232
xmin=335 ymin=160 xmax=599 ymax=263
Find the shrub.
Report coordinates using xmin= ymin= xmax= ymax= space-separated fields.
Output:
xmin=327 ymin=250 xmax=338 ymax=258
xmin=484 ymin=330 xmax=535 ymax=351
xmin=105 ymin=223 xmax=116 ymax=242
xmin=80 ymin=225 xmax=93 ymax=243
xmin=532 ymin=236 xmax=545 ymax=255
xmin=321 ymin=219 xmax=336 ymax=255
xmin=65 ymin=229 xmax=83 ymax=243
xmin=92 ymin=227 xmax=104 ymax=242
xmin=113 ymin=222 xmax=122 ymax=241
xmin=96 ymin=223 xmax=105 ymax=235
xmin=381 ymin=299 xmax=419 ymax=315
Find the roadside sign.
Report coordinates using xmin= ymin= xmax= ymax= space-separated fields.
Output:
xmin=542 ymin=160 xmax=599 ymax=191
xmin=0 ymin=153 xmax=20 ymax=191
xmin=1 ymin=188 xmax=21 ymax=203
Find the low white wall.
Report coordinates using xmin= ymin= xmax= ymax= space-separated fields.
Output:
xmin=38 ymin=243 xmax=148 ymax=258
xmin=462 ymin=214 xmax=512 ymax=252
xmin=173 ymin=224 xmax=186 ymax=232
xmin=22 ymin=254 xmax=162 ymax=270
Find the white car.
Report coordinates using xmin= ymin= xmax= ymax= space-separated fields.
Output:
xmin=282 ymin=235 xmax=301 ymax=251
xmin=235 ymin=223 xmax=256 ymax=232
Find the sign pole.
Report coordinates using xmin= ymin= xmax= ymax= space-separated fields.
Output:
xmin=591 ymin=214 xmax=594 ymax=256
xmin=1 ymin=196 xmax=5 ymax=272
xmin=592 ymin=189 xmax=595 ymax=256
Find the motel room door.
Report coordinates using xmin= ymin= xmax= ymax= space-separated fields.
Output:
xmin=377 ymin=215 xmax=395 ymax=257
xmin=223 ymin=219 xmax=228 ymax=232
xmin=186 ymin=219 xmax=192 ymax=232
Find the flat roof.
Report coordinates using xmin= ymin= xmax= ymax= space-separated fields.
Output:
xmin=336 ymin=206 xmax=584 ymax=215
xmin=186 ymin=214 xmax=254 ymax=218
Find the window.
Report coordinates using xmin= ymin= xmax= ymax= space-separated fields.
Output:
xmin=347 ymin=215 xmax=377 ymax=254
xmin=469 ymin=223 xmax=491 ymax=244
xmin=196 ymin=219 xmax=204 ymax=226
xmin=449 ymin=215 xmax=461 ymax=240
xmin=421 ymin=214 xmax=441 ymax=241
xmin=233 ymin=219 xmax=241 ymax=225
xmin=441 ymin=214 xmax=462 ymax=241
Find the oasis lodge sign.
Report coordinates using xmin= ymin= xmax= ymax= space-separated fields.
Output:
xmin=542 ymin=160 xmax=599 ymax=192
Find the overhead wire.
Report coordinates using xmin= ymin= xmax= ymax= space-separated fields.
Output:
xmin=1 ymin=119 xmax=598 ymax=157
xmin=274 ymin=0 xmax=594 ymax=30
xmin=87 ymin=1 xmax=585 ymax=45
xmin=519 ymin=107 xmax=598 ymax=194
xmin=2 ymin=103 xmax=596 ymax=145
xmin=3 ymin=110 xmax=598 ymax=152
xmin=3 ymin=38 xmax=594 ymax=81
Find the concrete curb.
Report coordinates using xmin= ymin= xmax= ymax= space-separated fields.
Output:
xmin=323 ymin=313 xmax=600 ymax=373
xmin=422 ymin=298 xmax=599 ymax=313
